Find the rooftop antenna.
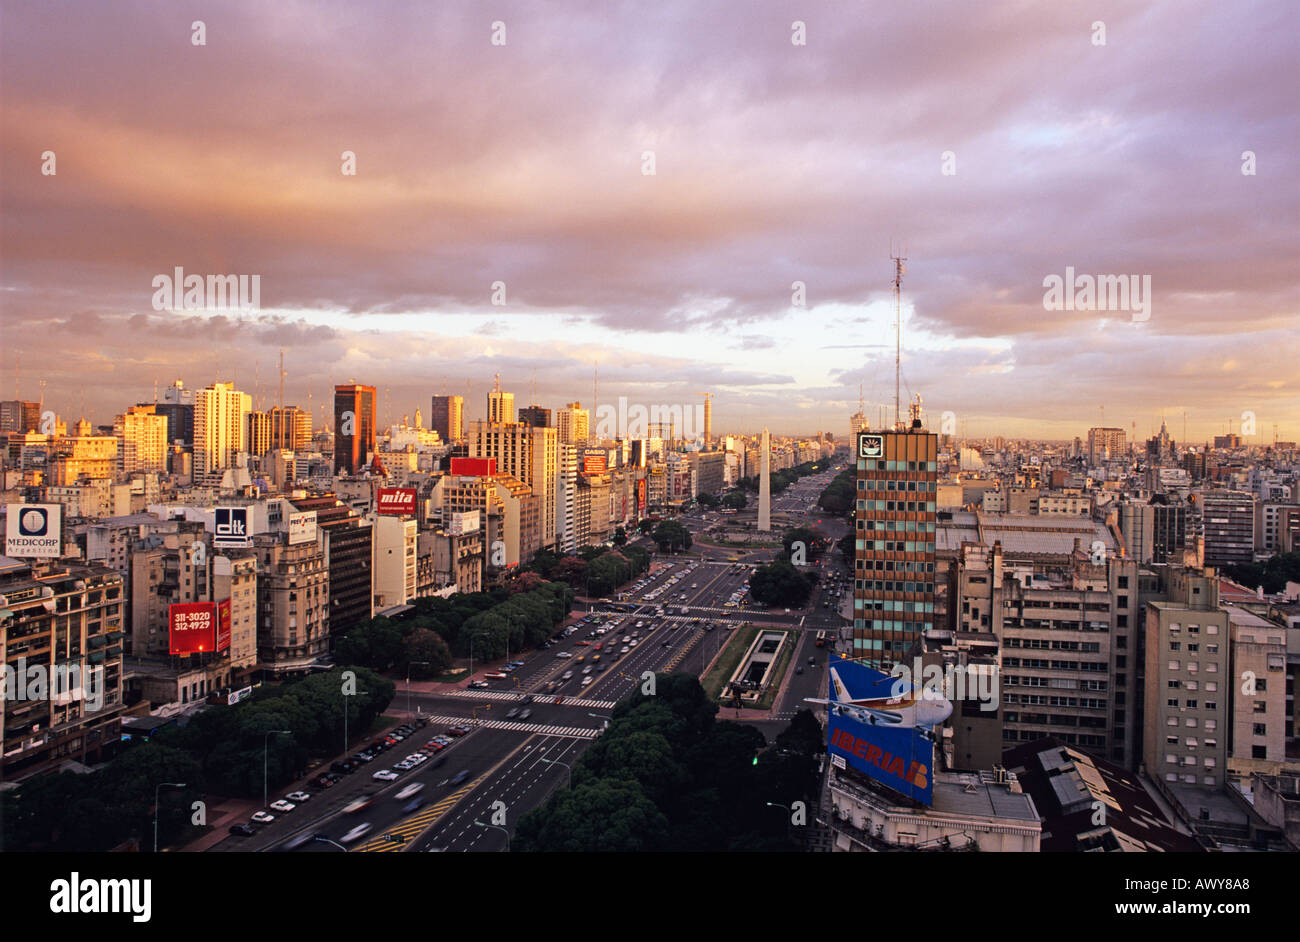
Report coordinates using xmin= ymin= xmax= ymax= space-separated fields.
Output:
xmin=891 ymin=241 xmax=907 ymax=430
xmin=13 ymin=353 xmax=18 ymax=399
xmin=593 ymin=360 xmax=598 ymax=418
xmin=858 ymin=382 xmax=864 ymax=415
xmin=530 ymin=369 xmax=536 ymax=405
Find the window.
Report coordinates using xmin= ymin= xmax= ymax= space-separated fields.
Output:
xmin=1253 ymin=723 xmax=1267 ymax=736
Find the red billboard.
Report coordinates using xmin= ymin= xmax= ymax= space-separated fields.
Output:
xmin=216 ymin=598 xmax=231 ymax=652
xmin=169 ymin=602 xmax=217 ymax=655
xmin=582 ymin=455 xmax=607 ymax=473
xmin=376 ymin=487 xmax=417 ymax=515
xmin=449 ymin=457 xmax=496 ymax=477
xmin=637 ymin=478 xmax=647 ymax=515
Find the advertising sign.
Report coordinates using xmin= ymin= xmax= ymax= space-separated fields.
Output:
xmin=227 ymin=685 xmax=253 ymax=706
xmin=5 ymin=503 xmax=62 ymax=558
xmin=169 ymin=602 xmax=217 ymax=655
xmin=376 ymin=487 xmax=417 ymax=516
xmin=214 ymin=506 xmax=251 ymax=548
xmin=215 ymin=597 xmax=232 ymax=652
xmin=858 ymin=432 xmax=884 ymax=459
xmin=449 ymin=510 xmax=480 ymax=535
xmin=582 ymin=455 xmax=607 ymax=473
xmin=287 ymin=510 xmax=317 ymax=545
xmin=449 ymin=457 xmax=496 ymax=477
xmin=818 ymin=658 xmax=944 ymax=806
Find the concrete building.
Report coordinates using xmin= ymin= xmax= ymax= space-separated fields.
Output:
xmin=1198 ymin=491 xmax=1256 ymax=568
xmin=333 ymin=384 xmax=377 ymax=476
xmin=253 ymin=531 xmax=330 ymax=675
xmin=212 ymin=552 xmax=258 ymax=671
xmin=467 ymin=420 xmax=558 ymax=552
xmin=487 ymin=386 xmax=515 ymax=425
xmin=193 ymin=382 xmax=251 ymax=476
xmin=290 ymin=494 xmax=373 ymax=639
xmin=852 ymin=426 xmax=938 ymax=670
xmin=114 ymin=405 xmax=169 ymax=474
xmin=370 ymin=513 xmax=417 ymax=611
xmin=429 ymin=394 xmax=464 ymax=444
xmin=1226 ymin=606 xmax=1288 ymax=782
xmin=1087 ymin=427 xmax=1127 ymax=465
xmin=557 ymin=402 xmax=590 ymax=445
xmin=0 ymin=558 xmax=127 ymax=777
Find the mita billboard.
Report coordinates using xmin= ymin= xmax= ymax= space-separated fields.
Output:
xmin=376 ymin=487 xmax=417 ymax=516
xmin=811 ymin=658 xmax=950 ymax=806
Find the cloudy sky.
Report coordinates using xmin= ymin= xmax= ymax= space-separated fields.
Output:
xmin=2 ymin=0 xmax=1296 ymax=442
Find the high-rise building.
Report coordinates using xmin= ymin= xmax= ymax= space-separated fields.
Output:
xmin=193 ymin=382 xmax=251 ymax=475
xmin=468 ymin=420 xmax=558 ymax=550
xmin=247 ymin=410 xmax=272 ymax=457
xmin=430 ymin=395 xmax=464 ymax=444
xmin=1119 ymin=495 xmax=1188 ymax=564
xmin=269 ymin=405 xmax=311 ymax=451
xmin=333 ymin=384 xmax=377 ymax=475
xmin=519 ymin=405 xmax=551 ymax=428
xmin=487 ymin=384 xmax=515 ymax=425
xmin=0 ymin=400 xmax=40 ymax=433
xmin=556 ymin=402 xmax=590 ymax=444
xmin=1143 ymin=569 xmax=1230 ymax=789
xmin=1087 ymin=427 xmax=1126 ymax=464
xmin=113 ymin=405 xmax=169 ymax=473
xmin=852 ymin=425 xmax=938 ymax=670
xmin=1198 ymin=491 xmax=1255 ymax=567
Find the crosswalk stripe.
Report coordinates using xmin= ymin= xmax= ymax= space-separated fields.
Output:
xmin=357 ymin=774 xmax=488 ymax=852
xmin=431 ymin=689 xmax=617 ymax=710
xmin=397 ymin=714 xmax=600 ymax=740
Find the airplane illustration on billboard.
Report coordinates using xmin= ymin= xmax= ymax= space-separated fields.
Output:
xmin=805 ymin=667 xmax=952 ymax=738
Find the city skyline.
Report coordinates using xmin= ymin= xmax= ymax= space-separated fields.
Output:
xmin=2 ymin=1 xmax=1296 ymax=441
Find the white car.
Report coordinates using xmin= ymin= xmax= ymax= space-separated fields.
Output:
xmin=269 ymin=800 xmax=296 ymax=813
xmin=396 ymin=783 xmax=425 ymax=800
xmin=372 ymin=769 xmax=399 ymax=781
xmin=620 ymin=646 xmax=630 ymax=654
xmin=341 ymin=823 xmax=373 ymax=844
xmin=556 ymin=651 xmax=573 ymax=659
xmin=250 ymin=811 xmax=275 ymax=825
xmin=581 ymin=676 xmax=594 ymax=687
xmin=406 ymin=753 xmax=427 ymax=765
xmin=286 ymin=791 xmax=312 ymax=803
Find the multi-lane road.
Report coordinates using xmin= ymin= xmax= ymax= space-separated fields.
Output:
xmin=218 ymin=463 xmax=850 ymax=852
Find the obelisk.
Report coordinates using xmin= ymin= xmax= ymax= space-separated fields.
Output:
xmin=757 ymin=427 xmax=771 ymax=532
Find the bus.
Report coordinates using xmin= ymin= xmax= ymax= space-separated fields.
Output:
xmin=815 ymin=630 xmax=828 ymax=648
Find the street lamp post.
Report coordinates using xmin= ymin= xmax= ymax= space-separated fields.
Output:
xmin=406 ymin=661 xmax=430 ymax=718
xmin=312 ymin=835 xmax=347 ymax=852
xmin=473 ymin=819 xmax=510 ymax=852
xmin=154 ymin=782 xmax=186 ymax=853
xmin=264 ymin=729 xmax=290 ymax=808
xmin=539 ymin=756 xmax=572 ymax=788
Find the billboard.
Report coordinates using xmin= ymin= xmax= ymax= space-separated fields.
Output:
xmin=5 ymin=503 xmax=62 ymax=558
xmin=449 ymin=457 xmax=496 ymax=477
xmin=169 ymin=602 xmax=217 ymax=655
xmin=215 ymin=597 xmax=232 ymax=651
xmin=858 ymin=432 xmax=884 ymax=459
xmin=582 ymin=455 xmax=607 ymax=473
xmin=821 ymin=658 xmax=941 ymax=805
xmin=287 ymin=510 xmax=317 ymax=545
xmin=449 ymin=510 xmax=480 ymax=535
xmin=376 ymin=487 xmax=417 ymax=515
xmin=214 ymin=506 xmax=252 ymax=548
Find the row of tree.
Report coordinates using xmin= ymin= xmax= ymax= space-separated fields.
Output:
xmin=818 ymin=467 xmax=857 ymax=515
xmin=514 ymin=675 xmax=825 ymax=851
xmin=1224 ymin=552 xmax=1300 ymax=595
xmin=1 ymin=667 xmax=395 ymax=852
xmin=737 ymin=460 xmax=825 ymax=496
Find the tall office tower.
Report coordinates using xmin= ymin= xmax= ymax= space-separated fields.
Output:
xmin=850 ymin=410 xmax=868 ymax=450
xmin=557 ymin=442 xmax=578 ymax=553
xmin=1119 ymin=495 xmax=1188 ymax=564
xmin=520 ymin=405 xmax=551 ymax=428
xmin=0 ymin=400 xmax=40 ymax=433
xmin=487 ymin=380 xmax=515 ymax=424
xmin=757 ymin=428 xmax=771 ymax=531
xmin=430 ymin=394 xmax=464 ymax=444
xmin=1087 ymin=427 xmax=1126 ymax=464
xmin=468 ymin=420 xmax=559 ymax=550
xmin=113 ymin=404 xmax=168 ymax=473
xmin=247 ymin=410 xmax=272 ymax=456
xmin=269 ymin=405 xmax=311 ymax=451
xmin=333 ymin=384 xmax=377 ymax=475
xmin=193 ymin=382 xmax=252 ymax=474
xmin=148 ymin=379 xmax=196 ymax=445
xmin=852 ymin=424 xmax=938 ymax=670
xmin=1199 ymin=491 xmax=1256 ymax=567
xmin=1143 ymin=569 xmax=1230 ymax=789
xmin=556 ymin=401 xmax=590 ymax=444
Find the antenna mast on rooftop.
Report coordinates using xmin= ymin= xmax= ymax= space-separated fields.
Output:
xmin=891 ymin=241 xmax=907 ymax=431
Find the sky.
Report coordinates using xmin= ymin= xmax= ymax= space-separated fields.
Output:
xmin=2 ymin=0 xmax=1297 ymax=442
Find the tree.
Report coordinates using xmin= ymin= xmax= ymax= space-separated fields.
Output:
xmin=696 ymin=493 xmax=719 ymax=508
xmin=612 ymin=526 xmax=628 ymax=545
xmin=401 ymin=628 xmax=453 ymax=677
xmin=652 ymin=520 xmax=693 ymax=553
xmin=748 ymin=560 xmax=813 ymax=608
xmin=722 ymin=490 xmax=747 ymax=510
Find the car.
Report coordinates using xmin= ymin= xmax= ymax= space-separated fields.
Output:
xmin=286 ymin=791 xmax=312 ymax=803
xmin=394 ymin=760 xmax=415 ymax=771
xmin=629 ymin=640 xmax=638 ymax=648
xmin=796 ymin=666 xmax=804 ymax=675
xmin=592 ymin=653 xmax=601 ymax=662
xmin=406 ymin=753 xmax=427 ymax=765
xmin=282 ymin=831 xmax=316 ymax=850
xmin=575 ymin=654 xmax=586 ymax=662
xmin=396 ymin=783 xmax=425 ymax=800
xmin=574 ymin=640 xmax=590 ymax=646
xmin=518 ymin=709 xmax=532 ymax=720
xmin=483 ymin=672 xmax=507 ymax=679
xmin=561 ymin=670 xmax=574 ymax=680
xmin=555 ymin=651 xmax=572 ymax=659
xmin=449 ymin=769 xmax=471 ymax=786
xmin=425 ymin=739 xmax=445 ymax=751
xmin=330 ymin=761 xmax=353 ymax=775
xmin=228 ymin=823 xmax=257 ymax=837
xmin=582 ymin=665 xmax=593 ymax=675
xmin=402 ymin=798 xmax=426 ymax=813
xmin=251 ymin=811 xmax=275 ymax=825
xmin=506 ymin=708 xmax=520 ymax=719
xmin=341 ymin=823 xmax=373 ymax=844
xmin=269 ymin=799 xmax=296 ymax=813
xmin=352 ymin=752 xmax=374 ymax=763
xmin=373 ymin=769 xmax=399 ymax=781
xmin=468 ymin=680 xmax=490 ymax=689
xmin=808 ymin=657 xmax=816 ymax=666
xmin=522 ymin=694 xmax=535 ymax=704
xmin=581 ymin=676 xmax=594 ymax=687
xmin=620 ymin=646 xmax=630 ymax=654
xmin=662 ymin=640 xmax=671 ymax=647
xmin=343 ymin=797 xmax=374 ymax=815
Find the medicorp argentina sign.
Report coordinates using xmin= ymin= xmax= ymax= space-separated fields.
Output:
xmin=6 ymin=503 xmax=62 ymax=558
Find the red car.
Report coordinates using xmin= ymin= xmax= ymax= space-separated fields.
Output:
xmin=593 ymin=642 xmax=603 ymax=650
xmin=447 ymin=726 xmax=471 ymax=737
xmin=574 ymin=640 xmax=591 ymax=647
